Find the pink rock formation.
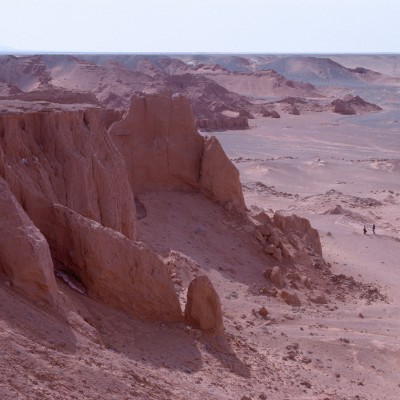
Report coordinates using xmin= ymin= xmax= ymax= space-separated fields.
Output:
xmin=185 ymin=275 xmax=224 ymax=335
xmin=200 ymin=136 xmax=246 ymax=210
xmin=262 ymin=109 xmax=280 ymax=118
xmin=110 ymin=94 xmax=246 ymax=210
xmin=44 ymin=204 xmax=182 ymax=322
xmin=331 ymin=95 xmax=382 ymax=115
xmin=0 ymin=93 xmax=246 ymax=320
xmin=273 ymin=213 xmax=322 ymax=256
xmin=109 ymin=94 xmax=204 ymax=192
xmin=0 ymin=177 xmax=59 ymax=304
xmin=270 ymin=266 xmax=285 ymax=289
xmin=280 ymin=289 xmax=301 ymax=306
xmin=0 ymin=109 xmax=136 ymax=240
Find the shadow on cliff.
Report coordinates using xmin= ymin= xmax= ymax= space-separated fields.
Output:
xmin=79 ymin=294 xmax=251 ymax=378
xmin=200 ymin=335 xmax=252 ymax=378
xmin=0 ymin=280 xmax=78 ymax=355
xmin=69 ymin=288 xmax=205 ymax=373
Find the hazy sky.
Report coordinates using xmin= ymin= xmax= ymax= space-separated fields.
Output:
xmin=1 ymin=0 xmax=399 ymax=53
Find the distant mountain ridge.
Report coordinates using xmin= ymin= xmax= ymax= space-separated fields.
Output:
xmin=0 ymin=53 xmax=393 ymax=128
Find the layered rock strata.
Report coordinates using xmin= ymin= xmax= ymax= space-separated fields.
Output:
xmin=46 ymin=205 xmax=182 ymax=322
xmin=0 ymin=109 xmax=136 ymax=239
xmin=0 ymin=107 xmax=183 ymax=320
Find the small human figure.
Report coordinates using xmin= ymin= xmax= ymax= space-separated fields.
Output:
xmin=372 ymin=224 xmax=376 ymax=234
xmin=363 ymin=225 xmax=367 ymax=235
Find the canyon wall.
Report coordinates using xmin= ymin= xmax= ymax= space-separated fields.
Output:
xmin=0 ymin=93 xmax=247 ymax=319
xmin=0 ymin=107 xmax=181 ymax=320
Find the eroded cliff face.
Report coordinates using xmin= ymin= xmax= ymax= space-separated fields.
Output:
xmin=0 ymin=109 xmax=136 ymax=239
xmin=0 ymin=177 xmax=59 ymax=305
xmin=45 ymin=205 xmax=182 ymax=322
xmin=0 ymin=107 xmax=183 ymax=321
xmin=200 ymin=136 xmax=245 ymax=209
xmin=109 ymin=93 xmax=246 ymax=209
xmin=1 ymin=93 xmax=323 ymax=326
xmin=109 ymin=94 xmax=204 ymax=192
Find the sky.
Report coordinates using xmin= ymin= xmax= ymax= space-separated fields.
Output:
xmin=1 ymin=0 xmax=399 ymax=53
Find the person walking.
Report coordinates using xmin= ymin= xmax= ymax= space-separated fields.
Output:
xmin=372 ymin=224 xmax=376 ymax=234
xmin=363 ymin=225 xmax=367 ymax=235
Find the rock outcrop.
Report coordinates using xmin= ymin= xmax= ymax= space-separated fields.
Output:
xmin=262 ymin=109 xmax=280 ymax=118
xmin=273 ymin=212 xmax=322 ymax=256
xmin=0 ymin=178 xmax=59 ymax=304
xmin=0 ymin=109 xmax=136 ymax=240
xmin=331 ymin=95 xmax=382 ymax=115
xmin=44 ymin=205 xmax=182 ymax=322
xmin=185 ymin=276 xmax=224 ymax=335
xmin=270 ymin=266 xmax=285 ymax=289
xmin=109 ymin=94 xmax=204 ymax=192
xmin=200 ymin=136 xmax=246 ymax=209
xmin=0 ymin=93 xmax=247 ymax=320
xmin=110 ymin=94 xmax=246 ymax=210
xmin=0 ymin=107 xmax=185 ymax=320
xmin=280 ymin=289 xmax=301 ymax=306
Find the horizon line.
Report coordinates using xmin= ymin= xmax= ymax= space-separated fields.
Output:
xmin=1 ymin=51 xmax=400 ymax=56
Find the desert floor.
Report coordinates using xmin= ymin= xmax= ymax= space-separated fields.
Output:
xmin=213 ymin=111 xmax=400 ymax=398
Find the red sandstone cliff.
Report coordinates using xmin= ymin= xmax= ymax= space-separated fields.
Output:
xmin=0 ymin=106 xmax=182 ymax=321
xmin=0 ymin=109 xmax=136 ymax=239
xmin=109 ymin=94 xmax=204 ymax=192
xmin=0 ymin=93 xmax=246 ymax=320
xmin=109 ymin=93 xmax=246 ymax=209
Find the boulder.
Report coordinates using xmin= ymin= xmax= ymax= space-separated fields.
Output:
xmin=0 ymin=178 xmax=59 ymax=304
xmin=250 ymin=210 xmax=272 ymax=225
xmin=331 ymin=96 xmax=382 ymax=115
xmin=268 ymin=232 xmax=281 ymax=247
xmin=43 ymin=204 xmax=182 ymax=322
xmin=309 ymin=293 xmax=328 ymax=304
xmin=264 ymin=244 xmax=275 ymax=255
xmin=270 ymin=110 xmax=281 ymax=118
xmin=257 ymin=306 xmax=269 ymax=318
xmin=255 ymin=230 xmax=266 ymax=244
xmin=270 ymin=266 xmax=285 ymax=289
xmin=185 ymin=276 xmax=224 ymax=335
xmin=279 ymin=241 xmax=295 ymax=259
xmin=257 ymin=223 xmax=272 ymax=237
xmin=262 ymin=109 xmax=280 ymax=119
xmin=263 ymin=268 xmax=272 ymax=279
xmin=281 ymin=290 xmax=301 ymax=307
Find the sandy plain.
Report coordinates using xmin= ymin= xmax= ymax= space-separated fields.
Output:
xmin=213 ymin=110 xmax=400 ymax=398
